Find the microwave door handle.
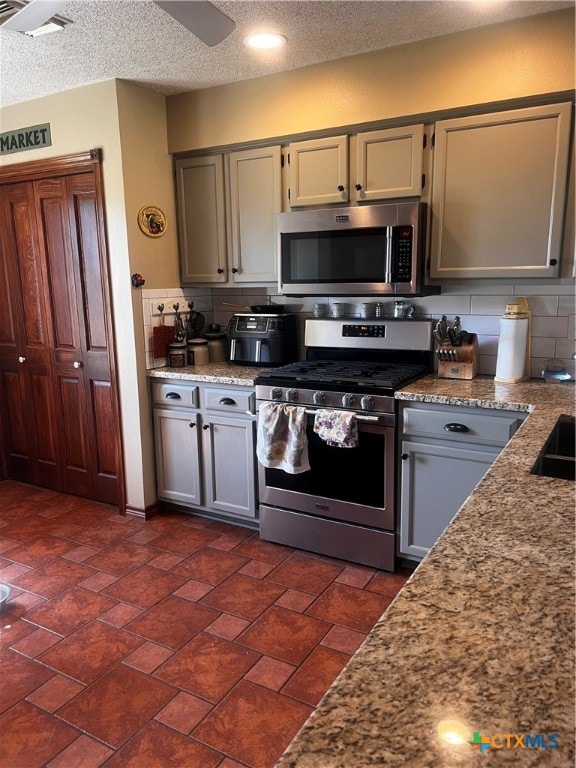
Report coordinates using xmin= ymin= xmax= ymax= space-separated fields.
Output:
xmin=255 ymin=339 xmax=262 ymax=362
xmin=385 ymin=225 xmax=393 ymax=283
xmin=230 ymin=338 xmax=237 ymax=360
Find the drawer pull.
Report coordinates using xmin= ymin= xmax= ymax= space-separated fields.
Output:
xmin=401 ymin=453 xmax=409 ymax=461
xmin=219 ymin=397 xmax=237 ymax=406
xmin=444 ymin=422 xmax=469 ymax=433
xmin=189 ymin=422 xmax=196 ymax=428
xmin=165 ymin=392 xmax=182 ymax=400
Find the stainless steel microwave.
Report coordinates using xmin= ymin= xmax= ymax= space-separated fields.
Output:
xmin=278 ymin=201 xmax=438 ymax=297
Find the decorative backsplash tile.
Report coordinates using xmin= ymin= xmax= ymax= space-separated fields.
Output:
xmin=139 ymin=283 xmax=575 ymax=379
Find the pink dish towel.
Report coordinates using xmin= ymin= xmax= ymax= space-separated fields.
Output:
xmin=313 ymin=409 xmax=358 ymax=448
xmin=256 ymin=402 xmax=310 ymax=474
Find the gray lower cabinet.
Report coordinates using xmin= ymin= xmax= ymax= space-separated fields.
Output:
xmin=153 ymin=407 xmax=202 ymax=506
xmin=151 ymin=379 xmax=257 ymax=523
xmin=398 ymin=401 xmax=526 ymax=561
xmin=202 ymin=413 xmax=256 ymax=519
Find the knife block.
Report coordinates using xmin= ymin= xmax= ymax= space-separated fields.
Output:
xmin=437 ymin=335 xmax=479 ymax=380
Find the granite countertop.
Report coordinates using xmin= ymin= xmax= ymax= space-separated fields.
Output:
xmin=276 ymin=376 xmax=575 ymax=768
xmin=147 ymin=362 xmax=266 ymax=387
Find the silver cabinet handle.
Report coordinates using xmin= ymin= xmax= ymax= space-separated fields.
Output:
xmin=73 ymin=361 xmax=82 ymax=369
xmin=18 ymin=356 xmax=26 ymax=363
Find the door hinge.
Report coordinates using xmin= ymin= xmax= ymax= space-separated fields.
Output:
xmin=281 ymin=153 xmax=285 ymax=168
xmin=421 ymin=173 xmax=426 ymax=189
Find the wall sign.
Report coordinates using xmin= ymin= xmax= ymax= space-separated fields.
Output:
xmin=0 ymin=123 xmax=52 ymax=155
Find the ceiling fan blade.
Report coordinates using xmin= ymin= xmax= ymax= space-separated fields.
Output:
xmin=2 ymin=0 xmax=68 ymax=32
xmin=155 ymin=0 xmax=235 ymax=47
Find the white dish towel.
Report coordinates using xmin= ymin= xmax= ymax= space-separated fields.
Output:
xmin=256 ymin=402 xmax=310 ymax=474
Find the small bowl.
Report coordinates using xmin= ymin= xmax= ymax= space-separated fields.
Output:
xmin=0 ymin=583 xmax=11 ymax=607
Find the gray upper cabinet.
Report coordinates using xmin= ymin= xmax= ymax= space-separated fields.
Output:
xmin=288 ymin=135 xmax=349 ymax=206
xmin=176 ymin=154 xmax=227 ymax=284
xmin=430 ymin=102 xmax=573 ymax=279
xmin=355 ymin=125 xmax=425 ymax=201
xmin=228 ymin=146 xmax=282 ymax=283
xmin=175 ymin=148 xmax=281 ymax=286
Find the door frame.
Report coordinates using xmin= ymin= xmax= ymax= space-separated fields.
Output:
xmin=0 ymin=149 xmax=126 ymax=512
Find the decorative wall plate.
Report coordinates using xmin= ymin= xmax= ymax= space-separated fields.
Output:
xmin=138 ymin=205 xmax=166 ymax=237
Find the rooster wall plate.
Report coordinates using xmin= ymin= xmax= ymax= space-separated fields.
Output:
xmin=138 ymin=206 xmax=167 ymax=238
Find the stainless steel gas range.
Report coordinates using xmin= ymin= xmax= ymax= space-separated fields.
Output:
xmin=255 ymin=317 xmax=434 ymax=572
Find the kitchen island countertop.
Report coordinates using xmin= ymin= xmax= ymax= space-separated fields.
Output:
xmin=276 ymin=376 xmax=575 ymax=767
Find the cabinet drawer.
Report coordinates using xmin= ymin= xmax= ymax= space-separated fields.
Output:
xmin=402 ymin=405 xmax=523 ymax=446
xmin=152 ymin=381 xmax=199 ymax=408
xmin=203 ymin=387 xmax=255 ymax=415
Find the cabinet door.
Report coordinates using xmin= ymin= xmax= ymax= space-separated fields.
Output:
xmin=289 ymin=136 xmax=349 ymax=206
xmin=228 ymin=146 xmax=282 ymax=282
xmin=355 ymin=125 xmax=424 ymax=201
xmin=153 ymin=408 xmax=201 ymax=505
xmin=430 ymin=102 xmax=572 ymax=278
xmin=175 ymin=155 xmax=227 ymax=284
xmin=203 ymin=415 xmax=256 ymax=519
xmin=399 ymin=440 xmax=497 ymax=560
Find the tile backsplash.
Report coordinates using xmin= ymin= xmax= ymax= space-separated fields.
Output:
xmin=141 ymin=283 xmax=575 ymax=379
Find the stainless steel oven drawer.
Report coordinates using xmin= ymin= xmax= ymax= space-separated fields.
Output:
xmin=259 ymin=504 xmax=396 ymax=571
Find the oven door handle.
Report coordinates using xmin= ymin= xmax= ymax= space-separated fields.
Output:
xmin=303 ymin=408 xmax=381 ymax=423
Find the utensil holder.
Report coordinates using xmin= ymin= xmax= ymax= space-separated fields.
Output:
xmin=437 ymin=335 xmax=478 ymax=380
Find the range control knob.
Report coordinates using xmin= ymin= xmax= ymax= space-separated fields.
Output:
xmin=360 ymin=395 xmax=374 ymax=411
xmin=313 ymin=391 xmax=327 ymax=405
xmin=286 ymin=388 xmax=299 ymax=402
xmin=341 ymin=393 xmax=355 ymax=408
xmin=270 ymin=387 xmax=283 ymax=400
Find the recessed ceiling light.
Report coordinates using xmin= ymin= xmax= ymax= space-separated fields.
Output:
xmin=243 ymin=32 xmax=286 ymax=50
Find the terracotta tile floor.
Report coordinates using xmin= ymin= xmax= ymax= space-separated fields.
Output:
xmin=0 ymin=480 xmax=413 ymax=768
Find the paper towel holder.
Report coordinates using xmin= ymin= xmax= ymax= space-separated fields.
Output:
xmin=494 ymin=297 xmax=531 ymax=383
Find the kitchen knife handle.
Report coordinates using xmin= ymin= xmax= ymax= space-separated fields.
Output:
xmin=444 ymin=423 xmax=469 ymax=433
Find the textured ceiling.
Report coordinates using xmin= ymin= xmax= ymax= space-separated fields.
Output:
xmin=1 ymin=0 xmax=573 ymax=108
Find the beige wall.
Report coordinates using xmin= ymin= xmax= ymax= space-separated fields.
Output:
xmin=166 ymin=8 xmax=575 ymax=152
xmin=0 ymin=80 xmax=175 ymax=512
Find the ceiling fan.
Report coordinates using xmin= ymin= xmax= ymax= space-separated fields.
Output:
xmin=2 ymin=0 xmax=236 ymax=46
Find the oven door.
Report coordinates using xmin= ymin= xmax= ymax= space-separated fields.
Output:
xmin=257 ymin=405 xmax=396 ymax=530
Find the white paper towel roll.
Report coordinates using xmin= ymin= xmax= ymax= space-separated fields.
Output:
xmin=494 ymin=317 xmax=529 ymax=382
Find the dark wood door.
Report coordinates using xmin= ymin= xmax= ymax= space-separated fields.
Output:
xmin=0 ymin=151 xmax=123 ymax=507
xmin=0 ymin=181 xmax=61 ymax=489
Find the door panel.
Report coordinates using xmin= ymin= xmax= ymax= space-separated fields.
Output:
xmin=36 ymin=179 xmax=79 ymax=357
xmin=73 ymin=190 xmax=108 ymax=350
xmin=2 ymin=370 xmax=28 ymax=458
xmin=0 ymin=182 xmax=60 ymax=488
xmin=0 ymin=156 xmax=122 ymax=506
xmin=91 ymin=379 xmax=119 ymax=502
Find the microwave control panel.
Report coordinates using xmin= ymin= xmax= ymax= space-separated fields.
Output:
xmin=391 ymin=225 xmax=413 ymax=283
